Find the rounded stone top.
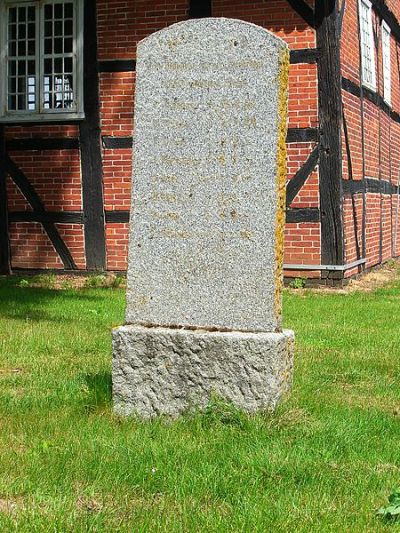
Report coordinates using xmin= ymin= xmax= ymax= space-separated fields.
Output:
xmin=137 ymin=17 xmax=289 ymax=57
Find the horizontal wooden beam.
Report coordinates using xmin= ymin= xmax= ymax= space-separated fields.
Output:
xmin=286 ymin=128 xmax=319 ymax=143
xmin=3 ymin=130 xmax=319 ymax=155
xmin=102 ymin=129 xmax=319 ymax=150
xmin=342 ymin=178 xmax=399 ymax=195
xmin=286 ymin=207 xmax=320 ymax=223
xmin=371 ymin=0 xmax=400 ymax=43
xmin=10 ymin=209 xmax=323 ymax=225
xmin=102 ymin=136 xmax=132 ymax=149
xmin=342 ymin=77 xmax=400 ymax=124
xmin=9 ymin=211 xmax=84 ymax=223
xmin=105 ymin=210 xmax=130 ymax=223
xmin=98 ymin=59 xmax=136 ymax=73
xmin=97 ymin=49 xmax=320 ymax=76
xmin=290 ymin=48 xmax=320 ymax=64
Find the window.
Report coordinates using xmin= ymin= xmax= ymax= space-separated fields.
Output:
xmin=0 ymin=0 xmax=83 ymax=122
xmin=359 ymin=0 xmax=376 ymax=91
xmin=382 ymin=21 xmax=391 ymax=105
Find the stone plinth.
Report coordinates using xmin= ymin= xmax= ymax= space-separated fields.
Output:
xmin=113 ymin=326 xmax=294 ymax=418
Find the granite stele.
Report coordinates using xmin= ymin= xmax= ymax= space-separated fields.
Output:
xmin=112 ymin=18 xmax=295 ymax=418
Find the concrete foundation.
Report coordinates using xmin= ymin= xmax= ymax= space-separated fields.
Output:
xmin=112 ymin=325 xmax=294 ymax=418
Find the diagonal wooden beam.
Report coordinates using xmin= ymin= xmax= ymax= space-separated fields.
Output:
xmin=286 ymin=146 xmax=319 ymax=206
xmin=286 ymin=0 xmax=316 ymax=28
xmin=4 ymin=155 xmax=77 ymax=270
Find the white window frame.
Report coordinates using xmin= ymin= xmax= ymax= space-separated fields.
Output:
xmin=0 ymin=0 xmax=84 ymax=122
xmin=382 ymin=20 xmax=391 ymax=106
xmin=359 ymin=0 xmax=377 ymax=91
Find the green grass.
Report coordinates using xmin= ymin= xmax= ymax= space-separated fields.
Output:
xmin=0 ymin=276 xmax=399 ymax=532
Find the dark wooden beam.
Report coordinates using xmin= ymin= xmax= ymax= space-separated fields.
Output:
xmin=98 ymin=59 xmax=136 ymax=73
xmin=4 ymin=155 xmax=77 ymax=270
xmin=0 ymin=126 xmax=11 ymax=274
xmin=286 ymin=0 xmax=316 ymax=28
xmin=79 ymin=0 xmax=106 ymax=271
xmin=316 ymin=0 xmax=344 ymax=267
xmin=96 ymin=50 xmax=320 ymax=75
xmin=189 ymin=0 xmax=212 ymax=18
xmin=342 ymin=77 xmax=400 ymax=124
xmin=342 ymin=178 xmax=398 ymax=195
xmin=286 ymin=146 xmax=319 ymax=206
xmin=290 ymin=48 xmax=320 ymax=64
xmin=104 ymin=209 xmax=324 ymax=225
xmin=102 ymin=136 xmax=133 ymax=149
xmin=101 ymin=129 xmax=319 ymax=150
xmin=105 ymin=210 xmax=130 ymax=223
xmin=371 ymin=0 xmax=400 ymax=43
xmin=9 ymin=211 xmax=84 ymax=223
xmin=286 ymin=208 xmax=320 ymax=223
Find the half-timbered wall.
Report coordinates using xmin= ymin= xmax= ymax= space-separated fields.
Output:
xmin=1 ymin=0 xmax=325 ymax=275
xmin=341 ymin=0 xmax=400 ymax=277
xmin=5 ymin=0 xmax=399 ymax=280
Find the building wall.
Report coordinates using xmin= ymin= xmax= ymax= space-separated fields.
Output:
xmin=3 ymin=0 xmax=322 ymax=273
xmin=341 ymin=0 xmax=400 ymax=276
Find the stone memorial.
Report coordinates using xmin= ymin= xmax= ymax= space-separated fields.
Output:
xmin=112 ymin=18 xmax=294 ymax=417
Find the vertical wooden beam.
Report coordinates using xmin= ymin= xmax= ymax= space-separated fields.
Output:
xmin=189 ymin=0 xmax=212 ymax=18
xmin=315 ymin=0 xmax=344 ymax=271
xmin=79 ymin=0 xmax=106 ymax=270
xmin=0 ymin=126 xmax=11 ymax=275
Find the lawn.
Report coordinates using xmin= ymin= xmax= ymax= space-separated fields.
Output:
xmin=0 ymin=273 xmax=399 ymax=532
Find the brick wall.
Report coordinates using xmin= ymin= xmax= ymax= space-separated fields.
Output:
xmin=341 ymin=0 xmax=400 ymax=276
xmin=9 ymin=1 xmax=387 ymax=277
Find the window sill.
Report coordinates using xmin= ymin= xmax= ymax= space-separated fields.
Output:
xmin=361 ymin=81 xmax=377 ymax=93
xmin=0 ymin=112 xmax=85 ymax=124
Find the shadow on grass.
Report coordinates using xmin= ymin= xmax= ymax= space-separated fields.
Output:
xmin=0 ymin=277 xmax=108 ymax=323
xmin=84 ymin=372 xmax=113 ymax=410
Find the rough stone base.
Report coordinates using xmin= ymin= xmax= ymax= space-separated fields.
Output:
xmin=112 ymin=325 xmax=294 ymax=418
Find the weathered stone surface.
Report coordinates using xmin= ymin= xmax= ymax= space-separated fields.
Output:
xmin=113 ymin=325 xmax=294 ymax=418
xmin=126 ymin=18 xmax=289 ymax=333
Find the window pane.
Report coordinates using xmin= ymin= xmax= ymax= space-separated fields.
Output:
xmin=54 ymin=38 xmax=63 ymax=54
xmin=9 ymin=8 xmax=16 ymax=23
xmin=7 ymin=5 xmax=37 ymax=113
xmin=45 ymin=38 xmax=53 ymax=54
xmin=18 ymin=23 xmax=26 ymax=39
xmin=8 ymin=24 xmax=16 ymax=40
xmin=28 ymin=6 xmax=35 ymax=21
xmin=55 ymin=20 xmax=63 ymax=36
xmin=9 ymin=61 xmax=16 ymax=76
xmin=8 ymin=95 xmax=16 ymax=110
xmin=64 ymin=19 xmax=73 ymax=36
xmin=41 ymin=2 xmax=76 ymax=112
xmin=8 ymin=77 xmax=16 ymax=94
xmin=44 ymin=4 xmax=53 ymax=20
xmin=28 ymin=23 xmax=35 ymax=39
xmin=54 ymin=58 xmax=63 ymax=74
xmin=64 ymin=38 xmax=72 ymax=53
xmin=18 ymin=7 xmax=26 ymax=22
xmin=64 ymin=57 xmax=72 ymax=73
xmin=17 ymin=62 xmax=26 ymax=75
xmin=55 ymin=4 xmax=63 ymax=19
xmin=17 ymin=94 xmax=26 ymax=110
